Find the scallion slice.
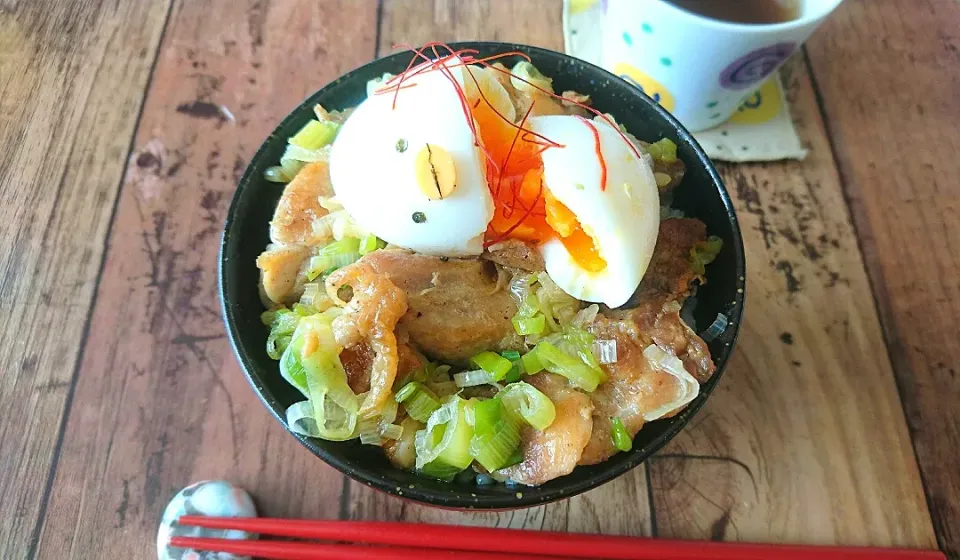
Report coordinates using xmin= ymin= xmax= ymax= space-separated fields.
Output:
xmin=358 ymin=233 xmax=385 ymax=255
xmin=265 ymin=308 xmax=300 ymax=360
xmin=512 ymin=314 xmax=546 ymax=336
xmin=499 ymin=382 xmax=556 ymax=431
xmin=290 ymin=120 xmax=338 ymax=150
xmin=453 ymin=369 xmax=496 ymax=388
xmin=263 ymin=166 xmax=289 ymax=183
xmin=610 ymin=417 xmax=632 ymax=452
xmin=468 ymin=399 xmax=522 ymax=472
xmin=470 ymin=351 xmax=513 ymax=381
xmin=380 ymin=423 xmax=403 ymax=440
xmin=521 ymin=348 xmax=544 ymax=375
xmin=395 ymin=381 xmax=441 ymax=423
xmin=414 ymin=396 xmax=474 ymax=480
xmin=535 ymin=341 xmax=602 ymax=392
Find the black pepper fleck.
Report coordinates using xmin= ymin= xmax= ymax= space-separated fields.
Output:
xmin=412 ymin=211 xmax=426 ymax=224
xmin=780 ymin=332 xmax=794 ymax=345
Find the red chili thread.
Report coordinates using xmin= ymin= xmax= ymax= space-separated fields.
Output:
xmin=575 ymin=116 xmax=607 ymax=192
xmin=481 ymin=62 xmax=643 ymax=161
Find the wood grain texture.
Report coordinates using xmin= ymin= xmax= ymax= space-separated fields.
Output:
xmin=32 ymin=1 xmax=378 ymax=557
xmin=646 ymin=55 xmax=937 ymax=548
xmin=344 ymin=0 xmax=652 ymax=535
xmin=805 ymin=1 xmax=960 ymax=556
xmin=0 ymin=1 xmax=170 ymax=557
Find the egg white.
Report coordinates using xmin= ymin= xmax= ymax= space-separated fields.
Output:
xmin=530 ymin=115 xmax=661 ymax=308
xmin=329 ymin=62 xmax=494 ymax=256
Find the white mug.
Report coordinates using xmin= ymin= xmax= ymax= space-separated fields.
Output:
xmin=601 ymin=0 xmax=843 ymax=132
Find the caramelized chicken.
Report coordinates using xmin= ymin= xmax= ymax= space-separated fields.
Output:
xmin=256 ymin=244 xmax=311 ymax=305
xmin=325 ymin=262 xmax=408 ymax=417
xmin=580 ymin=315 xmax=696 ymax=465
xmin=483 ymin=239 xmax=545 ymax=272
xmin=269 ymin=161 xmax=333 ymax=246
xmin=497 ymin=373 xmax=594 ymax=485
xmin=359 ymin=250 xmax=523 ymax=364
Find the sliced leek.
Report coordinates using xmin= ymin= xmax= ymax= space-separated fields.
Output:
xmin=499 ymin=382 xmax=556 ymax=431
xmin=468 ymin=398 xmax=521 ymax=472
xmin=414 ymin=396 xmax=474 ymax=480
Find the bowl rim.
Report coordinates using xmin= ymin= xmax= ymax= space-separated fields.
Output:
xmin=219 ymin=41 xmax=746 ymax=509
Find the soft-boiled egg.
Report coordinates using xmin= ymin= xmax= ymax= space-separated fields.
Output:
xmin=529 ymin=115 xmax=660 ymax=308
xmin=330 ymin=59 xmax=511 ymax=256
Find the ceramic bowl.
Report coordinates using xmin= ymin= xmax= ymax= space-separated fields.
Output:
xmin=220 ymin=42 xmax=746 ymax=509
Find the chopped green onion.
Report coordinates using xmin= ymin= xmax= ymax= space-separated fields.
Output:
xmin=512 ymin=314 xmax=546 ymax=336
xmin=380 ymin=423 xmax=403 ymax=440
xmin=359 ymin=417 xmax=382 ymax=445
xmin=470 ymin=351 xmax=513 ymax=381
xmin=264 ymin=308 xmax=300 ymax=360
xmin=297 ymin=315 xmax=360 ymax=441
xmin=279 ymin=155 xmax=304 ymax=179
xmin=290 ymin=120 xmax=339 ymax=150
xmin=306 ymin=237 xmax=363 ymax=280
xmin=263 ymin=166 xmax=289 ymax=183
xmin=415 ymin=396 xmax=474 ymax=480
xmin=563 ymin=327 xmax=604 ymax=375
xmin=499 ymin=382 xmax=556 ymax=431
xmin=279 ymin=336 xmax=309 ymax=397
xmin=611 ymin=417 xmax=632 ymax=452
xmin=690 ymin=235 xmax=723 ymax=276
xmin=535 ymin=341 xmax=602 ymax=392
xmin=535 ymin=272 xmax=579 ymax=329
xmin=517 ymin=294 xmax=541 ymax=316
xmin=453 ymin=369 xmax=496 ymax=388
xmin=285 ymin=401 xmax=320 ymax=437
xmin=521 ymin=348 xmax=544 ymax=375
xmin=469 ymin=399 xmax=522 ymax=472
xmin=291 ymin=302 xmax=315 ymax=317
xmin=501 ymin=350 xmax=524 ymax=383
xmin=395 ymin=381 xmax=441 ymax=423
xmin=358 ymin=234 xmax=385 ymax=255
xmin=500 ymin=448 xmax=525 ymax=469
xmin=647 ymin=138 xmax=678 ymax=163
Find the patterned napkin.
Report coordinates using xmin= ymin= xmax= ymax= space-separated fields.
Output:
xmin=563 ymin=0 xmax=807 ymax=162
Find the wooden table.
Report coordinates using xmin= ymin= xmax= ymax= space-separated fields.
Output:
xmin=2 ymin=0 xmax=957 ymax=557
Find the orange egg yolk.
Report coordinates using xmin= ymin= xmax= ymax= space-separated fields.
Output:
xmin=472 ymin=101 xmax=607 ymax=273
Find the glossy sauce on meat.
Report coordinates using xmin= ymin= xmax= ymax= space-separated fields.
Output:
xmin=497 ymin=373 xmax=594 ymax=485
xmin=325 ymin=262 xmax=408 ymax=417
xmin=359 ymin=250 xmax=523 ymax=364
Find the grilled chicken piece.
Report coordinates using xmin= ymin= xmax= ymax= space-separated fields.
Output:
xmin=325 ymin=262 xmax=408 ymax=417
xmin=577 ymin=217 xmax=715 ymax=464
xmin=256 ymin=244 xmax=311 ymax=304
xmin=340 ymin=342 xmax=424 ymax=395
xmin=269 ymin=161 xmax=333 ymax=246
xmin=359 ymin=250 xmax=523 ymax=364
xmin=483 ymin=239 xmax=545 ymax=272
xmin=497 ymin=373 xmax=594 ymax=485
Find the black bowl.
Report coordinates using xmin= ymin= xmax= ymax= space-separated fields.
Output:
xmin=220 ymin=42 xmax=746 ymax=509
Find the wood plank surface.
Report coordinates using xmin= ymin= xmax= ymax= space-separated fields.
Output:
xmin=16 ymin=0 xmax=951 ymax=556
xmin=646 ymin=55 xmax=936 ymax=547
xmin=805 ymin=1 xmax=960 ymax=556
xmin=32 ymin=1 xmax=378 ymax=557
xmin=0 ymin=2 xmax=171 ymax=557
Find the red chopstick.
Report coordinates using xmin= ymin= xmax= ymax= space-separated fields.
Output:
xmin=169 ymin=536 xmax=568 ymax=559
xmin=176 ymin=516 xmax=946 ymax=560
